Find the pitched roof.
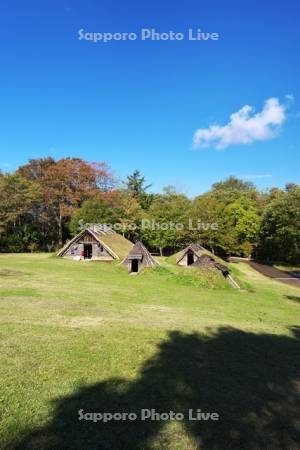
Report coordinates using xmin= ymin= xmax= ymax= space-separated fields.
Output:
xmin=191 ymin=254 xmax=229 ymax=275
xmin=167 ymin=243 xmax=228 ymax=267
xmin=192 ymin=254 xmax=215 ymax=266
xmin=122 ymin=241 xmax=159 ymax=267
xmin=175 ymin=243 xmax=210 ymax=263
xmin=57 ymin=225 xmax=133 ymax=259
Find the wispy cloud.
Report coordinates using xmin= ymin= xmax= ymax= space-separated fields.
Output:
xmin=193 ymin=96 xmax=293 ymax=150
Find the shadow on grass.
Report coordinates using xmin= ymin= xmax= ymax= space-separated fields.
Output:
xmin=13 ymin=327 xmax=300 ymax=450
xmin=288 ymin=271 xmax=300 ymax=278
xmin=285 ymin=295 xmax=300 ymax=304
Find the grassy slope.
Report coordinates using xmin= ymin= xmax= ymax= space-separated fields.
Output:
xmin=274 ymin=264 xmax=300 ymax=275
xmin=0 ymin=254 xmax=299 ymax=449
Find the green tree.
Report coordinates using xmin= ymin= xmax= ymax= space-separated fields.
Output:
xmin=212 ymin=176 xmax=255 ymax=194
xmin=70 ymin=190 xmax=143 ymax=239
xmin=190 ymin=177 xmax=261 ymax=256
xmin=125 ymin=170 xmax=153 ymax=209
xmin=0 ymin=174 xmax=41 ymax=252
xmin=224 ymin=196 xmax=261 ymax=256
xmin=141 ymin=186 xmax=191 ymax=255
xmin=258 ymin=185 xmax=300 ymax=263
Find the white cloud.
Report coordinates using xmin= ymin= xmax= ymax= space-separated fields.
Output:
xmin=285 ymin=94 xmax=294 ymax=103
xmin=193 ymin=96 xmax=292 ymax=150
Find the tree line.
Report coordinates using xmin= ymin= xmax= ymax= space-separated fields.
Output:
xmin=0 ymin=157 xmax=299 ymax=263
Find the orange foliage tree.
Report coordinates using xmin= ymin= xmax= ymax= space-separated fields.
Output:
xmin=18 ymin=157 xmax=114 ymax=247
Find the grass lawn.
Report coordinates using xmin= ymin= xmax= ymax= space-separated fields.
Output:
xmin=274 ymin=264 xmax=300 ymax=277
xmin=0 ymin=254 xmax=300 ymax=449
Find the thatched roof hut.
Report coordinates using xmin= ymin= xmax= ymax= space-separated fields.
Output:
xmin=172 ymin=243 xmax=229 ymax=276
xmin=57 ymin=225 xmax=132 ymax=261
xmin=122 ymin=241 xmax=159 ymax=273
xmin=191 ymin=254 xmax=229 ymax=276
xmin=176 ymin=243 xmax=212 ymax=266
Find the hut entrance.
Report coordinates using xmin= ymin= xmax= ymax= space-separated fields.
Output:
xmin=131 ymin=259 xmax=139 ymax=273
xmin=84 ymin=244 xmax=93 ymax=259
xmin=187 ymin=252 xmax=194 ymax=265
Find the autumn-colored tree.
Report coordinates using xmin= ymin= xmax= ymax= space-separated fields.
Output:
xmin=17 ymin=157 xmax=56 ymax=181
xmin=19 ymin=157 xmax=114 ymax=247
xmin=3 ymin=163 xmax=299 ymax=262
xmin=41 ymin=158 xmax=114 ymax=246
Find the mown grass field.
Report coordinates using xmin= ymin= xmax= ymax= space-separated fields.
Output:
xmin=0 ymin=254 xmax=300 ymax=449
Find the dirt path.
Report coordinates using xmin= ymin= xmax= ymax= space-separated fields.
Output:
xmin=249 ymin=261 xmax=300 ymax=289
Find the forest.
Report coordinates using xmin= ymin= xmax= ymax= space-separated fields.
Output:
xmin=0 ymin=156 xmax=299 ymax=263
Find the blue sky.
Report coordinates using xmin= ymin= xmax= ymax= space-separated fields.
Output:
xmin=0 ymin=0 xmax=299 ymax=196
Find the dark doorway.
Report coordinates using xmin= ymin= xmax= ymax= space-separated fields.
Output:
xmin=84 ymin=244 xmax=93 ymax=259
xmin=187 ymin=252 xmax=194 ymax=265
xmin=131 ymin=259 xmax=139 ymax=273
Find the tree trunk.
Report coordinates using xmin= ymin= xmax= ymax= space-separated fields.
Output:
xmin=58 ymin=206 xmax=63 ymax=247
xmin=159 ymin=247 xmax=163 ymax=256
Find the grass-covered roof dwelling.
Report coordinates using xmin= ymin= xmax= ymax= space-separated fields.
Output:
xmin=170 ymin=243 xmax=240 ymax=287
xmin=57 ymin=224 xmax=133 ymax=261
xmin=173 ymin=243 xmax=221 ymax=266
xmin=122 ymin=241 xmax=159 ymax=273
xmin=175 ymin=243 xmax=228 ymax=272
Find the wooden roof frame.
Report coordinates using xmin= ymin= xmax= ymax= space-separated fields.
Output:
xmin=57 ymin=227 xmax=119 ymax=259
